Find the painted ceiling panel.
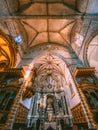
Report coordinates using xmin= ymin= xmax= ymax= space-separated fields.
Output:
xmin=49 ymin=32 xmax=68 ymax=45
xmin=48 ymin=19 xmax=75 ymax=32
xmin=20 ymin=2 xmax=78 ymax=16
xmin=21 ymin=21 xmax=37 ymax=45
xmin=63 ymin=0 xmax=76 ymax=9
xmin=22 ymin=0 xmax=74 ymax=3
xmin=22 ymin=19 xmax=47 ymax=33
xmin=48 ymin=3 xmax=78 ymax=15
xmin=29 ymin=32 xmax=48 ymax=47
xmin=18 ymin=0 xmax=31 ymax=7
xmin=21 ymin=3 xmax=47 ymax=15
xmin=20 ymin=18 xmax=76 ymax=47
xmin=60 ymin=21 xmax=75 ymax=44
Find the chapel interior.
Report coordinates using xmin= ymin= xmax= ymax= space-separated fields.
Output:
xmin=0 ymin=0 xmax=98 ymax=130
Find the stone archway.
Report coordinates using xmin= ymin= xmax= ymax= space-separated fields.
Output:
xmin=84 ymin=33 xmax=98 ymax=77
xmin=0 ymin=30 xmax=17 ymax=68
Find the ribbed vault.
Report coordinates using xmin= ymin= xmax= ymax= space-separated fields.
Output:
xmin=33 ymin=52 xmax=66 ymax=92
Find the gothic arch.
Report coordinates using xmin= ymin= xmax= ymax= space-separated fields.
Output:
xmin=83 ymin=30 xmax=98 ymax=76
xmin=0 ymin=30 xmax=17 ymax=68
xmin=84 ymin=31 xmax=98 ymax=65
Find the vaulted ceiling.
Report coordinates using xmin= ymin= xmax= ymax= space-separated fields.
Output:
xmin=0 ymin=0 xmax=98 ymax=75
xmin=0 ymin=0 xmax=98 ymax=109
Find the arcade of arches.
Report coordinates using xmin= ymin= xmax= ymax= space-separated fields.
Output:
xmin=0 ymin=0 xmax=98 ymax=130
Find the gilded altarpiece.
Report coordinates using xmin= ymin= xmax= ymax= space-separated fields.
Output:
xmin=73 ymin=67 xmax=98 ymax=130
xmin=79 ymin=81 xmax=98 ymax=129
xmin=71 ymin=103 xmax=87 ymax=124
xmin=0 ymin=68 xmax=25 ymax=130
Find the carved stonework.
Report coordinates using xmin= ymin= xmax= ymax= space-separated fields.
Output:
xmin=33 ymin=53 xmax=65 ymax=93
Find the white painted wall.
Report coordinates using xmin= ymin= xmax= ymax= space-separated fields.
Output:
xmin=21 ymin=98 xmax=32 ymax=109
xmin=64 ymin=66 xmax=81 ymax=109
xmin=87 ymin=35 xmax=98 ymax=77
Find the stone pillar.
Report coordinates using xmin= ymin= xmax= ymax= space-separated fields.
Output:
xmin=5 ymin=78 xmax=25 ymax=130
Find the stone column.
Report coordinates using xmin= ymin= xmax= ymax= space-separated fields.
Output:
xmin=5 ymin=78 xmax=25 ymax=130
